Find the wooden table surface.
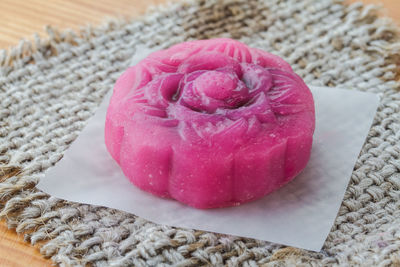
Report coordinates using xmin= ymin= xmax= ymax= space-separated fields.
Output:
xmin=0 ymin=0 xmax=399 ymax=266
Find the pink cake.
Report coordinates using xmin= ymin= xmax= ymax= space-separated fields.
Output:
xmin=105 ymin=38 xmax=315 ymax=209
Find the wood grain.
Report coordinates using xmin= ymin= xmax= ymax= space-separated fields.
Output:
xmin=355 ymin=0 xmax=400 ymax=24
xmin=0 ymin=0 xmax=399 ymax=266
xmin=0 ymin=0 xmax=170 ymax=48
xmin=0 ymin=221 xmax=52 ymax=267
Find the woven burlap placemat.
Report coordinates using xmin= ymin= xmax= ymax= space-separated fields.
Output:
xmin=1 ymin=0 xmax=400 ymax=266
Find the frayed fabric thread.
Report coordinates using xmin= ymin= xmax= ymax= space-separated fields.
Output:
xmin=1 ymin=0 xmax=400 ymax=266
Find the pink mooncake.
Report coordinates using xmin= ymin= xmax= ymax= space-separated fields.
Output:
xmin=105 ymin=38 xmax=315 ymax=209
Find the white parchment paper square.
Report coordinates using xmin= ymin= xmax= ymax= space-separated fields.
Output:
xmin=37 ymin=86 xmax=379 ymax=252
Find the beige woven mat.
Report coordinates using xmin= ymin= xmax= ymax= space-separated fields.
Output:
xmin=1 ymin=0 xmax=400 ymax=266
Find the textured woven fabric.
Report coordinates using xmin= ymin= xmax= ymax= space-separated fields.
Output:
xmin=1 ymin=0 xmax=400 ymax=266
